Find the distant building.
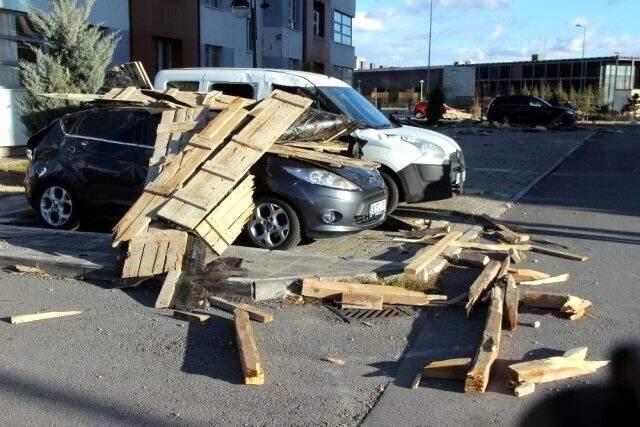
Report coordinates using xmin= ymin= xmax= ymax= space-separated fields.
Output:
xmin=356 ymin=56 xmax=368 ymax=70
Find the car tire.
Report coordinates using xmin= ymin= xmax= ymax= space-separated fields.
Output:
xmin=501 ymin=115 xmax=510 ymax=125
xmin=381 ymin=171 xmax=400 ymax=214
xmin=36 ymin=184 xmax=80 ymax=230
xmin=246 ymin=197 xmax=302 ymax=250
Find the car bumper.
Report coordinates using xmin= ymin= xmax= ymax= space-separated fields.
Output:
xmin=399 ymin=151 xmax=465 ymax=202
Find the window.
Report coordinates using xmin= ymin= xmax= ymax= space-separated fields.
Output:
xmin=288 ymin=58 xmax=300 ymax=70
xmin=205 ymin=45 xmax=222 ymax=67
xmin=167 ymin=81 xmax=200 ymax=91
xmin=333 ymin=10 xmax=352 ymax=45
xmin=332 ymin=65 xmax=353 ymax=85
xmin=154 ymin=37 xmax=181 ymax=74
xmin=0 ymin=9 xmax=42 ymax=89
xmin=74 ymin=109 xmax=139 ymax=143
xmin=203 ymin=0 xmax=221 ymax=8
xmin=288 ymin=0 xmax=298 ymax=30
xmin=209 ymin=82 xmax=255 ymax=99
xmin=246 ymin=17 xmax=255 ymax=51
xmin=312 ymin=1 xmax=325 ymax=37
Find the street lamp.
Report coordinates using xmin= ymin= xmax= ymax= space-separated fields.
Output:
xmin=232 ymin=0 xmax=257 ymax=67
xmin=575 ymin=24 xmax=586 ymax=91
xmin=426 ymin=0 xmax=433 ymax=93
xmin=612 ymin=51 xmax=621 ymax=111
xmin=419 ymin=79 xmax=425 ymax=102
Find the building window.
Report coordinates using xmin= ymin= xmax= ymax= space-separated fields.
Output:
xmin=203 ymin=0 xmax=221 ymax=8
xmin=0 ymin=9 xmax=42 ymax=89
xmin=333 ymin=10 xmax=352 ymax=46
xmin=332 ymin=65 xmax=353 ymax=85
xmin=288 ymin=0 xmax=298 ymax=30
xmin=246 ymin=17 xmax=255 ymax=51
xmin=312 ymin=1 xmax=325 ymax=37
xmin=154 ymin=37 xmax=177 ymax=74
xmin=205 ymin=45 xmax=222 ymax=67
xmin=288 ymin=58 xmax=300 ymax=70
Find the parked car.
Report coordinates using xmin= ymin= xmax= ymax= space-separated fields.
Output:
xmin=486 ymin=95 xmax=576 ymax=126
xmin=24 ymin=107 xmax=388 ymax=250
xmin=413 ymin=101 xmax=458 ymax=118
xmin=154 ymin=68 xmax=466 ymax=213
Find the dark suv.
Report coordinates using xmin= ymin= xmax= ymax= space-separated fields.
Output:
xmin=486 ymin=95 xmax=576 ymax=126
xmin=24 ymin=107 xmax=388 ymax=250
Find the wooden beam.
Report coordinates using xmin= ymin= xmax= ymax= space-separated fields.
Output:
xmin=563 ymin=346 xmax=589 ymax=360
xmin=404 ymin=231 xmax=463 ymax=279
xmin=509 ymin=248 xmax=523 ymax=263
xmin=465 ymin=261 xmax=501 ymax=317
xmin=465 ymin=286 xmax=504 ymax=393
xmin=514 ymin=382 xmax=536 ymax=397
xmin=508 ymin=268 xmax=551 ymax=282
xmin=423 ymin=357 xmax=472 ymax=380
xmin=155 ymin=270 xmax=181 ymax=309
xmin=10 ymin=310 xmax=82 ymax=324
xmin=208 ymin=296 xmax=274 ymax=323
xmin=301 ymin=278 xmax=446 ymax=306
xmin=497 ymin=255 xmax=511 ymax=279
xmin=504 ymin=275 xmax=519 ymax=331
xmin=519 ymin=290 xmax=592 ymax=320
xmin=531 ymin=245 xmax=588 ymax=261
xmin=519 ymin=273 xmax=570 ymax=286
xmin=509 ymin=356 xmax=608 ymax=384
xmin=234 ymin=308 xmax=265 ymax=385
xmin=453 ymin=252 xmax=490 ymax=267
xmin=173 ymin=310 xmax=210 ymax=324
xmin=340 ymin=292 xmax=383 ymax=310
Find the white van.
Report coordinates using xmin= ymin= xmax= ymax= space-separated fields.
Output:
xmin=154 ymin=68 xmax=466 ymax=212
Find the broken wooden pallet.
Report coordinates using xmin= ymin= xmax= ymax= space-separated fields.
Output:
xmin=121 ymin=229 xmax=188 ymax=279
xmin=268 ymin=144 xmax=379 ymax=170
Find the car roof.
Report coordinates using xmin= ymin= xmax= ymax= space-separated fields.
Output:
xmin=155 ymin=68 xmax=351 ymax=89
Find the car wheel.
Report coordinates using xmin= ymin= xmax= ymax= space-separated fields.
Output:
xmin=381 ymin=171 xmax=400 ymax=214
xmin=501 ymin=115 xmax=510 ymax=125
xmin=37 ymin=184 xmax=79 ymax=230
xmin=246 ymin=197 xmax=301 ymax=250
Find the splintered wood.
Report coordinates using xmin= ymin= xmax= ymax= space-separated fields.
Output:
xmin=121 ymin=229 xmax=188 ymax=278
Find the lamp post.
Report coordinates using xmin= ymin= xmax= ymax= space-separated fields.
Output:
xmin=612 ymin=51 xmax=621 ymax=111
xmin=426 ymin=0 xmax=433 ymax=93
xmin=420 ymin=79 xmax=424 ymax=102
xmin=232 ymin=0 xmax=257 ymax=68
xmin=575 ymin=24 xmax=586 ymax=91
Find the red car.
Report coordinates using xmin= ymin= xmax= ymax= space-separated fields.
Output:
xmin=413 ymin=101 xmax=458 ymax=118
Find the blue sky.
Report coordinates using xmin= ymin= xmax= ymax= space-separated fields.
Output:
xmin=354 ymin=0 xmax=640 ymax=66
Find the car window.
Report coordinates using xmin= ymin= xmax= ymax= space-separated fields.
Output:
xmin=529 ymin=100 xmax=544 ymax=107
xmin=61 ymin=114 xmax=81 ymax=133
xmin=271 ymin=84 xmax=321 ymax=109
xmin=167 ymin=81 xmax=200 ymax=91
xmin=209 ymin=82 xmax=255 ymax=99
xmin=74 ymin=110 xmax=138 ymax=143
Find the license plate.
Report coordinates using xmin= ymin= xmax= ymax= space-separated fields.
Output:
xmin=369 ymin=199 xmax=387 ymax=216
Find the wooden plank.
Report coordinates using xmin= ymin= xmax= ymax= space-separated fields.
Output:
xmin=520 ymin=273 xmax=570 ymax=286
xmin=519 ymin=290 xmax=592 ymax=320
xmin=508 ymin=268 xmax=551 ymax=282
xmin=268 ymin=145 xmax=380 ymax=170
xmin=514 ymin=382 xmax=536 ymax=397
xmin=392 ymin=238 xmax=531 ymax=252
xmin=497 ymin=255 xmax=511 ymax=279
xmin=453 ymin=252 xmax=489 ymax=267
xmin=423 ymin=358 xmax=472 ymax=380
xmin=121 ymin=241 xmax=144 ymax=278
xmin=504 ymin=275 xmax=519 ymax=331
xmin=136 ymin=241 xmax=159 ymax=278
xmin=152 ymin=240 xmax=169 ymax=275
xmin=164 ymin=232 xmax=189 ymax=271
xmin=531 ymin=245 xmax=588 ymax=261
xmin=234 ymin=308 xmax=265 ymax=385
xmin=208 ymin=296 xmax=274 ymax=323
xmin=156 ymin=120 xmax=199 ymax=134
xmin=173 ymin=310 xmax=210 ymax=325
xmin=341 ymin=292 xmax=383 ymax=310
xmin=563 ymin=347 xmax=589 ymax=360
xmin=404 ymin=231 xmax=463 ymax=279
xmin=155 ymin=270 xmax=181 ymax=309
xmin=465 ymin=261 xmax=501 ymax=317
xmin=465 ymin=286 xmax=504 ymax=393
xmin=509 ymin=356 xmax=609 ymax=384
xmin=301 ymin=278 xmax=446 ymax=306
xmin=10 ymin=310 xmax=82 ymax=324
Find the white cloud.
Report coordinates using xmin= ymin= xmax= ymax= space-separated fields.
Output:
xmin=353 ymin=11 xmax=385 ymax=31
xmin=489 ymin=24 xmax=504 ymax=40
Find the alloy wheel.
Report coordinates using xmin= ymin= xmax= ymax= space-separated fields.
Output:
xmin=249 ymin=202 xmax=290 ymax=248
xmin=40 ymin=186 xmax=73 ymax=227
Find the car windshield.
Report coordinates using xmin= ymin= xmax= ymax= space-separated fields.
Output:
xmin=533 ymin=97 xmax=552 ymax=107
xmin=318 ymin=86 xmax=393 ymax=129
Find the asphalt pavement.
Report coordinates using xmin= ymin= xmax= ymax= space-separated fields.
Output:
xmin=363 ymin=125 xmax=640 ymax=425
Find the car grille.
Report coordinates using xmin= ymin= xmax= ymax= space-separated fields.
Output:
xmin=353 ymin=190 xmax=387 ymax=225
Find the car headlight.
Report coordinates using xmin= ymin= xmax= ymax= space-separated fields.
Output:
xmin=284 ymin=167 xmax=359 ymax=191
xmin=400 ymin=135 xmax=446 ymax=162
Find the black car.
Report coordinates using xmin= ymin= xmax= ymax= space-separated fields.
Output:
xmin=24 ymin=107 xmax=388 ymax=250
xmin=486 ymin=95 xmax=576 ymax=126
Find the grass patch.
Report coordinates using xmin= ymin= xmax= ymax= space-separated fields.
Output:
xmin=0 ymin=172 xmax=25 ymax=196
xmin=0 ymin=160 xmax=28 ymax=174
xmin=345 ymin=273 xmax=440 ymax=293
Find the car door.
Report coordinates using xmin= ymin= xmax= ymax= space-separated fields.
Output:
xmin=526 ymin=97 xmax=547 ymax=125
xmin=63 ymin=108 xmax=144 ymax=210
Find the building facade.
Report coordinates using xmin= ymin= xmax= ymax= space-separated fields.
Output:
xmin=1 ymin=0 xmax=356 ymax=155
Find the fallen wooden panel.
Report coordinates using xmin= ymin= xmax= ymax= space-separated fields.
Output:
xmin=157 ymin=91 xmax=313 ymax=231
xmin=454 ymin=252 xmax=489 ymax=267
xmin=465 ymin=286 xmax=504 ymax=393
xmin=504 ymin=275 xmax=519 ymax=331
xmin=423 ymin=357 xmax=472 ymax=380
xmin=173 ymin=310 xmax=210 ymax=324
xmin=121 ymin=230 xmax=188 ymax=278
xmin=269 ymin=144 xmax=379 ymax=170
xmin=208 ymin=296 xmax=273 ymax=323
xmin=520 ymin=273 xmax=570 ymax=286
xmin=155 ymin=270 xmax=181 ymax=309
xmin=194 ymin=175 xmax=255 ymax=254
xmin=301 ymin=278 xmax=446 ymax=306
xmin=509 ymin=355 xmax=609 ymax=384
xmin=10 ymin=310 xmax=82 ymax=324
xmin=465 ymin=261 xmax=501 ymax=317
xmin=531 ymin=245 xmax=588 ymax=261
xmin=404 ymin=231 xmax=463 ymax=279
xmin=234 ymin=308 xmax=265 ymax=385
xmin=508 ymin=268 xmax=551 ymax=282
xmin=341 ymin=292 xmax=384 ymax=310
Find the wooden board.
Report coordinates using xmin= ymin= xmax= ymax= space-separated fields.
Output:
xmin=465 ymin=286 xmax=504 ymax=393
xmin=208 ymin=296 xmax=274 ymax=323
xmin=10 ymin=310 xmax=82 ymax=324
xmin=519 ymin=273 xmax=570 ymax=286
xmin=341 ymin=292 xmax=384 ymax=310
xmin=155 ymin=270 xmax=182 ymax=309
xmin=509 ymin=356 xmax=609 ymax=384
xmin=156 ymin=91 xmax=313 ymax=231
xmin=404 ymin=231 xmax=463 ymax=279
xmin=234 ymin=308 xmax=265 ymax=385
xmin=508 ymin=268 xmax=551 ymax=282
xmin=465 ymin=261 xmax=501 ymax=317
xmin=519 ymin=290 xmax=592 ymax=320
xmin=173 ymin=310 xmax=210 ymax=324
xmin=301 ymin=278 xmax=446 ymax=306
xmin=531 ymin=245 xmax=588 ymax=261
xmin=268 ymin=144 xmax=380 ymax=170
xmin=423 ymin=358 xmax=472 ymax=380
xmin=453 ymin=252 xmax=489 ymax=267
xmin=497 ymin=255 xmax=511 ymax=279
xmin=121 ymin=229 xmax=188 ymax=278
xmin=504 ymin=275 xmax=519 ymax=331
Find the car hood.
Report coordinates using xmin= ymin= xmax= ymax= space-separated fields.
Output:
xmin=353 ymin=125 xmax=461 ymax=155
